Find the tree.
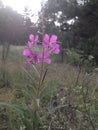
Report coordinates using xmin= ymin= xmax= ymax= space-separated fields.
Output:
xmin=23 ymin=7 xmax=39 ymax=43
xmin=38 ymin=0 xmax=78 ymax=62
xmin=0 ymin=5 xmax=38 ymax=45
xmin=0 ymin=6 xmax=25 ymax=44
xmin=73 ymin=0 xmax=98 ymax=63
xmin=41 ymin=0 xmax=98 ymax=63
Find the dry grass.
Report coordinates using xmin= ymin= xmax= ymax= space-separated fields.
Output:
xmin=0 ymin=45 xmax=98 ymax=102
xmin=0 ymin=45 xmax=98 ymax=130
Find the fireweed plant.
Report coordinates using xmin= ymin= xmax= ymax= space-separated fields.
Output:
xmin=23 ymin=34 xmax=60 ymax=65
xmin=23 ymin=33 xmax=60 ymax=128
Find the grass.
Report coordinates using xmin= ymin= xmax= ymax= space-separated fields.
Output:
xmin=0 ymin=45 xmax=98 ymax=130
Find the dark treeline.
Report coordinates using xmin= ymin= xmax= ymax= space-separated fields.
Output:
xmin=40 ymin=0 xmax=98 ymax=63
xmin=0 ymin=0 xmax=38 ymax=45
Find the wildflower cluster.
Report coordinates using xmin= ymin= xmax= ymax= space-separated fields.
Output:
xmin=23 ymin=34 xmax=60 ymax=66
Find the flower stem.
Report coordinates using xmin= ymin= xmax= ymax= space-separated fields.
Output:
xmin=36 ymin=3 xmax=45 ymax=98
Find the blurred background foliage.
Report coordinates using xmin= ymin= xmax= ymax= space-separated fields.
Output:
xmin=0 ymin=0 xmax=98 ymax=64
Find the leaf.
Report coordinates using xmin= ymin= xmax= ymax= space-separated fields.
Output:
xmin=22 ymin=117 xmax=33 ymax=130
xmin=0 ymin=102 xmax=24 ymax=116
xmin=0 ymin=102 xmax=39 ymax=129
xmin=22 ymin=67 xmax=34 ymax=81
xmin=40 ymin=68 xmax=48 ymax=86
xmin=26 ymin=109 xmax=40 ymax=130
xmin=32 ymin=64 xmax=40 ymax=77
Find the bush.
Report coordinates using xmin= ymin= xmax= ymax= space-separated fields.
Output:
xmin=65 ymin=48 xmax=81 ymax=65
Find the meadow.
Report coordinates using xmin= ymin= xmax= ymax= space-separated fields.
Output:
xmin=0 ymin=45 xmax=98 ymax=130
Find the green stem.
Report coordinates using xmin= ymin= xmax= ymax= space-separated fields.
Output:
xmin=36 ymin=3 xmax=45 ymax=98
xmin=36 ymin=48 xmax=44 ymax=98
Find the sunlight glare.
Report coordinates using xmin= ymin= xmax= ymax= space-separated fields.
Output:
xmin=2 ymin=0 xmax=44 ymax=14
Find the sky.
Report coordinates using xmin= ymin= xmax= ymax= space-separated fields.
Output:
xmin=2 ymin=0 xmax=46 ymax=21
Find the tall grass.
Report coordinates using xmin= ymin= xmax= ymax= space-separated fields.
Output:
xmin=0 ymin=45 xmax=98 ymax=130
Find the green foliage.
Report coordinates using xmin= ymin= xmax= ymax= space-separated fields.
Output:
xmin=65 ymin=48 xmax=80 ymax=65
xmin=0 ymin=102 xmax=40 ymax=130
xmin=39 ymin=69 xmax=98 ymax=130
xmin=0 ymin=47 xmax=98 ymax=129
xmin=0 ymin=4 xmax=38 ymax=45
xmin=41 ymin=0 xmax=98 ymax=63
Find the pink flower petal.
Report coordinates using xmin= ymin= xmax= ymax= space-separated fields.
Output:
xmin=34 ymin=35 xmax=39 ymax=44
xmin=44 ymin=51 xmax=49 ymax=58
xmin=43 ymin=34 xmax=50 ymax=45
xmin=38 ymin=52 xmax=42 ymax=58
xmin=42 ymin=43 xmax=48 ymax=48
xmin=29 ymin=34 xmax=34 ymax=41
xmin=44 ymin=58 xmax=51 ymax=64
xmin=50 ymin=35 xmax=57 ymax=43
xmin=54 ymin=44 xmax=60 ymax=48
xmin=53 ymin=48 xmax=60 ymax=54
xmin=42 ymin=35 xmax=49 ymax=47
xmin=25 ymin=61 xmax=32 ymax=66
xmin=23 ymin=49 xmax=31 ymax=57
xmin=27 ymin=41 xmax=32 ymax=48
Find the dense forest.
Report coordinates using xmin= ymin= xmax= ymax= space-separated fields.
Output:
xmin=0 ymin=0 xmax=38 ymax=45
